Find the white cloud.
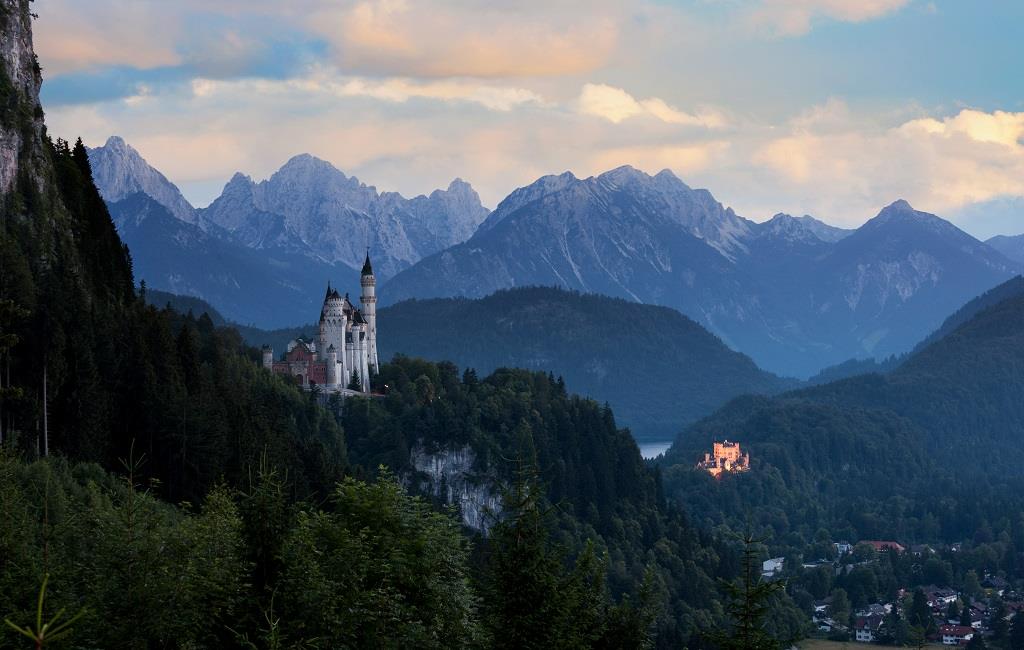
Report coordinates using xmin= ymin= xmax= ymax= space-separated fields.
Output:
xmin=577 ymin=84 xmax=725 ymax=128
xmin=308 ymin=0 xmax=620 ymax=78
xmin=188 ymin=73 xmax=546 ymax=112
xmin=746 ymin=0 xmax=910 ymax=36
xmin=747 ymin=106 xmax=1024 ymax=223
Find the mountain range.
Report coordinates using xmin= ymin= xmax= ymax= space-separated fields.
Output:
xmin=92 ymin=139 xmax=1022 ymax=376
xmin=385 ymin=168 xmax=1020 ymax=376
xmin=87 ymin=137 xmax=489 ymax=326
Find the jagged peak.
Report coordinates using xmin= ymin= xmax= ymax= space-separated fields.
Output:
xmin=885 ymin=199 xmax=915 ymax=212
xmin=104 ymin=135 xmax=128 ymax=149
xmin=596 ymin=164 xmax=650 ymax=184
xmin=447 ymin=177 xmax=472 ymax=192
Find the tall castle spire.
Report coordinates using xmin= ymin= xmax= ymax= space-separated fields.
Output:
xmin=360 ymin=250 xmax=378 ymax=373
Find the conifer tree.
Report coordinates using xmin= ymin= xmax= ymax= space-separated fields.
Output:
xmin=710 ymin=533 xmax=785 ymax=650
xmin=347 ymin=370 xmax=362 ymax=391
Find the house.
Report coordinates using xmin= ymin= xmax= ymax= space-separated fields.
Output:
xmin=835 ymin=541 xmax=853 ymax=555
xmin=860 ymin=540 xmax=906 ymax=554
xmin=983 ymin=575 xmax=1010 ymax=595
xmin=910 ymin=544 xmax=934 ymax=556
xmin=855 ymin=603 xmax=891 ymax=618
xmin=924 ymin=586 xmax=959 ymax=608
xmin=762 ymin=557 xmax=785 ymax=578
xmin=939 ymin=624 xmax=974 ymax=645
xmin=854 ymin=615 xmax=884 ymax=642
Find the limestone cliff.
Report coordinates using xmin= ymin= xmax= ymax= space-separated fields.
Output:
xmin=409 ymin=443 xmax=502 ymax=532
xmin=0 ymin=0 xmax=46 ymax=199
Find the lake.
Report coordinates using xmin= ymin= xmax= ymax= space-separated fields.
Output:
xmin=638 ymin=441 xmax=673 ymax=460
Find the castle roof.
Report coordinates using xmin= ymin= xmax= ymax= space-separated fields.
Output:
xmin=361 ymin=251 xmax=373 ymax=276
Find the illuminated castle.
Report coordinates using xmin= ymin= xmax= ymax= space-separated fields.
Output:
xmin=262 ymin=254 xmax=378 ymax=393
xmin=697 ymin=440 xmax=750 ymax=477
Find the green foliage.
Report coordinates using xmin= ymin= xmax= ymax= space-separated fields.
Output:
xmin=276 ymin=470 xmax=480 ymax=648
xmin=3 ymin=575 xmax=85 ymax=648
xmin=708 ymin=534 xmax=785 ymax=650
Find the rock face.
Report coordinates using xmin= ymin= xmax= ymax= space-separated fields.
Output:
xmin=409 ymin=444 xmax=501 ymax=532
xmin=199 ymin=153 xmax=489 ymax=280
xmin=87 ymin=136 xmax=196 ymax=223
xmin=384 ymin=169 xmax=1021 ymax=377
xmin=0 ymin=0 xmax=46 ymax=197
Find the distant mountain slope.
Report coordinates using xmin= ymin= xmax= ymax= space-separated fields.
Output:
xmin=88 ymin=138 xmax=490 ymax=324
xmin=377 ymin=287 xmax=796 ymax=441
xmin=911 ymin=274 xmax=1024 ymax=352
xmin=198 ymin=154 xmax=489 ymax=280
xmin=88 ymin=136 xmax=196 ymax=222
xmin=109 ymin=192 xmax=357 ymax=327
xmin=385 ymin=170 xmax=1019 ymax=377
xmin=986 ymin=233 xmax=1024 ymax=264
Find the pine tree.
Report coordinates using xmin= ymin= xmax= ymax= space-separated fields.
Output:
xmin=961 ymin=602 xmax=973 ymax=628
xmin=948 ymin=600 xmax=960 ymax=622
xmin=710 ymin=534 xmax=785 ymax=650
xmin=347 ymin=370 xmax=362 ymax=392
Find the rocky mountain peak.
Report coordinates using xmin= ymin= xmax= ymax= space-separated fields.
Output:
xmin=87 ymin=135 xmax=196 ymax=223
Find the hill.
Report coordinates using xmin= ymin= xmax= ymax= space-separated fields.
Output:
xmin=377 ymin=287 xmax=795 ymax=441
xmin=660 ymin=284 xmax=1024 ymax=548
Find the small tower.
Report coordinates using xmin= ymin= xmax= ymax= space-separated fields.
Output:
xmin=326 ymin=344 xmax=339 ymax=386
xmin=360 ymin=251 xmax=379 ymax=372
xmin=261 ymin=345 xmax=273 ymax=370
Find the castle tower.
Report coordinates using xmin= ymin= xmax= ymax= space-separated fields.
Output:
xmin=326 ymin=345 xmax=339 ymax=386
xmin=319 ymin=284 xmax=349 ymax=380
xmin=360 ymin=252 xmax=379 ymax=373
xmin=261 ymin=345 xmax=273 ymax=370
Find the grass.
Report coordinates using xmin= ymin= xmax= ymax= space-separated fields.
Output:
xmin=799 ymin=641 xmax=944 ymax=649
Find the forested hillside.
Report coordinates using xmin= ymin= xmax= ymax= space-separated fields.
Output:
xmin=378 ymin=288 xmax=795 ymax=441
xmin=661 ymin=285 xmax=1024 ymax=549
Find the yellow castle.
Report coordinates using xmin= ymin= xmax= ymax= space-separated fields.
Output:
xmin=697 ymin=440 xmax=750 ymax=477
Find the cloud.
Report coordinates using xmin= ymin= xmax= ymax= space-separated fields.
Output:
xmin=746 ymin=0 xmax=910 ymax=36
xmin=899 ymin=109 xmax=1024 ymax=147
xmin=189 ymin=73 xmax=546 ymax=112
xmin=307 ymin=0 xmax=620 ymax=78
xmin=34 ymin=0 xmax=182 ymax=74
xmin=748 ymin=106 xmax=1024 ymax=223
xmin=577 ymin=84 xmax=725 ymax=128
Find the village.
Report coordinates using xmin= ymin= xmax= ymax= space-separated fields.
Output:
xmin=695 ymin=442 xmax=1022 ymax=646
xmin=759 ymin=540 xmax=1024 ymax=647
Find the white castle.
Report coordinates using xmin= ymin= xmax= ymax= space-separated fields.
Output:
xmin=262 ymin=253 xmax=379 ymax=393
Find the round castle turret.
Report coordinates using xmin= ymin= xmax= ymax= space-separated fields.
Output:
xmin=360 ymin=252 xmax=378 ymax=372
xmin=326 ymin=344 xmax=339 ymax=386
xmin=319 ymin=283 xmax=347 ymax=360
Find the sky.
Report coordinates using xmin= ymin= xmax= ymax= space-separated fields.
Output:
xmin=34 ymin=0 xmax=1024 ymax=238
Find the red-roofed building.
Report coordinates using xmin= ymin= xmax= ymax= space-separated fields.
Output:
xmin=860 ymin=540 xmax=905 ymax=553
xmin=854 ymin=615 xmax=884 ymax=642
xmin=939 ymin=624 xmax=974 ymax=645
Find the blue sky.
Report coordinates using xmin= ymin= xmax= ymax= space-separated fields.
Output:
xmin=34 ymin=0 xmax=1024 ymax=237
